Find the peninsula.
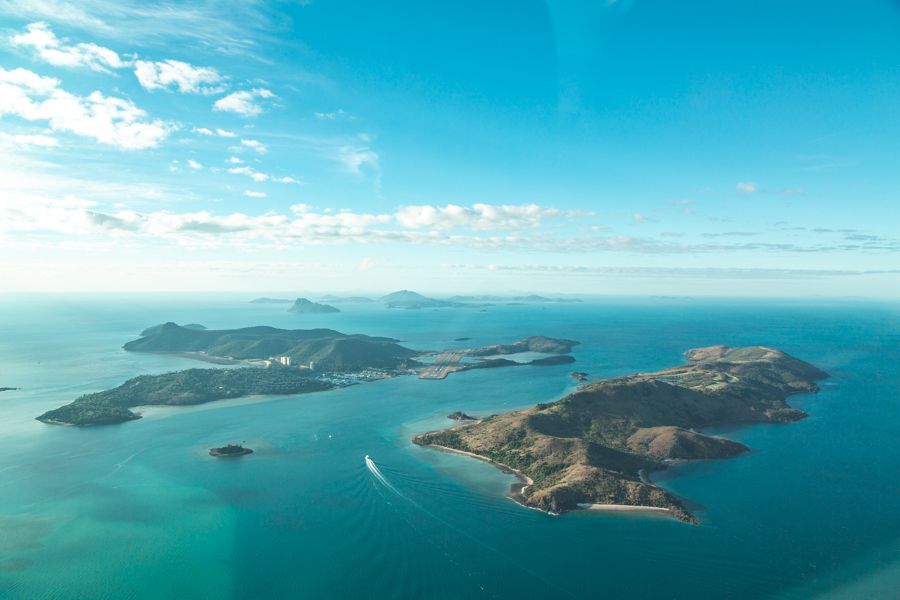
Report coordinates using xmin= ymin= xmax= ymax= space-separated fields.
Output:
xmin=414 ymin=345 xmax=827 ymax=523
xmin=37 ymin=367 xmax=336 ymax=426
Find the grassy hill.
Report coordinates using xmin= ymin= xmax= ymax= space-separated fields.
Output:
xmin=123 ymin=323 xmax=418 ymax=370
xmin=414 ymin=345 xmax=827 ymax=522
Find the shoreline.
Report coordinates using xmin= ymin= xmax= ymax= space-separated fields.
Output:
xmin=418 ymin=440 xmax=679 ymax=518
xmin=416 ymin=442 xmax=541 ymax=509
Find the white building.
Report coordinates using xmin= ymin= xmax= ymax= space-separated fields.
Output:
xmin=278 ymin=356 xmax=292 ymax=366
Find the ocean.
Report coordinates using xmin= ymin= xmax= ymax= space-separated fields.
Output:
xmin=0 ymin=295 xmax=897 ymax=599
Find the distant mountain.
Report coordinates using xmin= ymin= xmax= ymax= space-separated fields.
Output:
xmin=123 ymin=323 xmax=417 ymax=371
xmin=250 ymin=297 xmax=292 ymax=304
xmin=448 ymin=294 xmax=581 ymax=303
xmin=139 ymin=323 xmax=207 ymax=337
xmin=288 ymin=298 xmax=340 ymax=314
xmin=378 ymin=290 xmax=459 ymax=309
xmin=317 ymin=295 xmax=375 ymax=303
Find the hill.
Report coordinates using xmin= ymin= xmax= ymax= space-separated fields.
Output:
xmin=123 ymin=323 xmax=418 ymax=371
xmin=288 ymin=298 xmax=340 ymax=314
xmin=37 ymin=368 xmax=334 ymax=426
xmin=468 ymin=336 xmax=580 ymax=356
xmin=414 ymin=345 xmax=827 ymax=522
xmin=379 ymin=290 xmax=459 ymax=309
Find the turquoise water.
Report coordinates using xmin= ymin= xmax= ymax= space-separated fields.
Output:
xmin=0 ymin=295 xmax=898 ymax=599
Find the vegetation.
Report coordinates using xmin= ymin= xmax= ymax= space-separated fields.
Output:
xmin=37 ymin=367 xmax=334 ymax=426
xmin=415 ymin=345 xmax=827 ymax=522
xmin=468 ymin=336 xmax=580 ymax=356
xmin=122 ymin=322 xmax=419 ymax=371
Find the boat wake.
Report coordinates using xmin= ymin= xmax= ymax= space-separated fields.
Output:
xmin=364 ymin=454 xmax=402 ymax=497
xmin=361 ymin=454 xmax=577 ymax=598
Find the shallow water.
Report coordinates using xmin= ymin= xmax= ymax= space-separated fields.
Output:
xmin=0 ymin=295 xmax=898 ymax=599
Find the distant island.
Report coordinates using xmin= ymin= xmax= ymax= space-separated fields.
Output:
xmin=448 ymin=295 xmax=581 ymax=304
xmin=250 ymin=297 xmax=292 ymax=304
xmin=317 ymin=295 xmax=375 ymax=304
xmin=288 ymin=298 xmax=340 ymax=314
xmin=468 ymin=336 xmax=580 ymax=356
xmin=379 ymin=290 xmax=461 ymax=310
xmin=209 ymin=443 xmax=253 ymax=457
xmin=414 ymin=345 xmax=827 ymax=523
xmin=140 ymin=323 xmax=207 ymax=336
xmin=0 ymin=387 xmax=16 ymax=393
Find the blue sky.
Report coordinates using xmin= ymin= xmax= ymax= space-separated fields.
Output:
xmin=1 ymin=0 xmax=898 ymax=296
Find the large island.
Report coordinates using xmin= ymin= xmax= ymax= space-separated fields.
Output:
xmin=38 ymin=323 xmax=420 ymax=426
xmin=414 ymin=345 xmax=827 ymax=523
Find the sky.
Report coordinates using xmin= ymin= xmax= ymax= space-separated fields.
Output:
xmin=1 ymin=0 xmax=899 ymax=296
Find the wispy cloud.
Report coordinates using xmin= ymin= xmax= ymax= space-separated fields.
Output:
xmin=214 ymin=89 xmax=275 ymax=117
xmin=736 ymin=181 xmax=758 ymax=193
xmin=133 ymin=59 xmax=225 ymax=94
xmin=10 ymin=21 xmax=128 ymax=72
xmin=314 ymin=108 xmax=351 ymax=120
xmin=239 ymin=138 xmax=267 ymax=153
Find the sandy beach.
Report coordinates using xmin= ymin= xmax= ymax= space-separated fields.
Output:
xmin=576 ymin=503 xmax=671 ymax=514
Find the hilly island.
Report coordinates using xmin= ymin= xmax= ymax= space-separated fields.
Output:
xmin=37 ymin=323 xmax=420 ymax=426
xmin=37 ymin=324 xmax=578 ymax=426
xmin=414 ymin=345 xmax=827 ymax=523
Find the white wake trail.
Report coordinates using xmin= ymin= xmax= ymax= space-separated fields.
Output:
xmin=365 ymin=455 xmax=402 ymax=496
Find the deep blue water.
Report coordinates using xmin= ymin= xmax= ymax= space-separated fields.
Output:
xmin=0 ymin=295 xmax=898 ymax=599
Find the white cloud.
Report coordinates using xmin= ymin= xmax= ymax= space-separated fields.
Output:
xmin=193 ymin=127 xmax=214 ymax=136
xmin=240 ymin=138 xmax=266 ymax=153
xmin=0 ymin=132 xmax=59 ymax=148
xmin=633 ymin=212 xmax=656 ymax=223
xmin=335 ymin=144 xmax=379 ymax=174
xmin=228 ymin=166 xmax=268 ymax=182
xmin=314 ymin=108 xmax=350 ymax=120
xmin=244 ymin=190 xmax=266 ymax=198
xmin=187 ymin=159 xmax=202 ymax=170
xmin=213 ymin=88 xmax=274 ymax=116
xmin=273 ymin=176 xmax=302 ymax=184
xmin=215 ymin=128 xmax=236 ymax=138
xmin=0 ymin=67 xmax=170 ymax=149
xmin=736 ymin=181 xmax=758 ymax=193
xmin=394 ymin=203 xmax=564 ymax=231
xmin=133 ymin=59 xmax=225 ymax=94
xmin=10 ymin=21 xmax=127 ymax=72
xmin=357 ymin=257 xmax=375 ymax=271
xmin=226 ymin=156 xmax=244 ymax=164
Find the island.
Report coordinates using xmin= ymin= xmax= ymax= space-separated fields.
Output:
xmin=448 ymin=295 xmax=582 ymax=304
xmin=0 ymin=387 xmax=16 ymax=393
xmin=379 ymin=290 xmax=461 ymax=310
xmin=317 ymin=295 xmax=375 ymax=304
xmin=570 ymin=371 xmax=589 ymax=382
xmin=122 ymin=323 xmax=416 ymax=370
xmin=36 ymin=367 xmax=336 ymax=426
xmin=468 ymin=336 xmax=580 ymax=356
xmin=413 ymin=345 xmax=827 ymax=523
xmin=250 ymin=297 xmax=292 ymax=304
xmin=209 ymin=443 xmax=253 ymax=457
xmin=139 ymin=323 xmax=207 ymax=336
xmin=288 ymin=298 xmax=340 ymax=314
